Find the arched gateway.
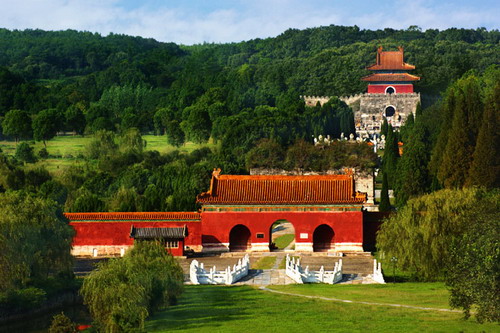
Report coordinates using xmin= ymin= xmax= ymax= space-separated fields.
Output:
xmin=197 ymin=169 xmax=367 ymax=254
xmin=65 ymin=169 xmax=369 ymax=257
xmin=313 ymin=224 xmax=334 ymax=252
xmin=229 ymin=225 xmax=251 ymax=252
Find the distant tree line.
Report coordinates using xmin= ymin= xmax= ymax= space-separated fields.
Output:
xmin=0 ymin=26 xmax=499 ymax=155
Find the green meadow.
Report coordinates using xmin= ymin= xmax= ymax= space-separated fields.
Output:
xmin=146 ymin=284 xmax=497 ymax=332
xmin=0 ymin=135 xmax=214 ymax=173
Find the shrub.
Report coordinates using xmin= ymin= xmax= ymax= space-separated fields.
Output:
xmin=81 ymin=241 xmax=184 ymax=331
xmin=49 ymin=312 xmax=76 ymax=333
xmin=38 ymin=147 xmax=49 ymax=159
xmin=15 ymin=142 xmax=37 ymax=163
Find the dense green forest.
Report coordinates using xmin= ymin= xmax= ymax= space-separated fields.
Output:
xmin=0 ymin=25 xmax=499 ymax=212
xmin=0 ymin=26 xmax=499 ymax=137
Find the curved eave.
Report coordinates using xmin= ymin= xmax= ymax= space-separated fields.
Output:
xmin=361 ymin=74 xmax=420 ymax=82
xmin=197 ymin=200 xmax=366 ymax=205
xmin=64 ymin=212 xmax=201 ymax=221
xmin=366 ymin=64 xmax=415 ymax=71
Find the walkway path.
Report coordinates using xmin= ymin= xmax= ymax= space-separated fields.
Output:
xmin=259 ymin=287 xmax=463 ymax=313
xmin=235 ymin=269 xmax=295 ymax=285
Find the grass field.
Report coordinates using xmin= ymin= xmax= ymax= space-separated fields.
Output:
xmin=146 ymin=284 xmax=497 ymax=332
xmin=0 ymin=135 xmax=214 ymax=173
xmin=273 ymin=234 xmax=294 ymax=249
xmin=251 ymin=256 xmax=276 ymax=270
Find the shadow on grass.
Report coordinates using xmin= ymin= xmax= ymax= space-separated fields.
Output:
xmin=146 ymin=285 xmax=259 ymax=331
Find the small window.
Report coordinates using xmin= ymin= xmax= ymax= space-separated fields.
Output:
xmin=166 ymin=240 xmax=179 ymax=248
xmin=256 ymin=233 xmax=265 ymax=239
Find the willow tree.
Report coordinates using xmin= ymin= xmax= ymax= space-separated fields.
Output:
xmin=81 ymin=241 xmax=184 ymax=332
xmin=377 ymin=188 xmax=494 ymax=281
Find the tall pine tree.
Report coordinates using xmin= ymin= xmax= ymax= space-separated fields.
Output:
xmin=379 ymin=172 xmax=391 ymax=212
xmin=429 ymin=87 xmax=456 ymax=182
xmin=438 ymin=76 xmax=483 ymax=188
xmin=382 ymin=124 xmax=399 ymax=188
xmin=467 ymin=82 xmax=500 ymax=188
xmin=394 ymin=122 xmax=430 ymax=207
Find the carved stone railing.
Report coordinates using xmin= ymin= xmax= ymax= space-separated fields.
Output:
xmin=285 ymin=254 xmax=343 ymax=284
xmin=190 ymin=254 xmax=250 ymax=285
xmin=370 ymin=259 xmax=385 ymax=284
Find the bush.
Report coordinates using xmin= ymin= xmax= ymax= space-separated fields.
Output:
xmin=38 ymin=147 xmax=49 ymax=158
xmin=81 ymin=241 xmax=184 ymax=331
xmin=49 ymin=312 xmax=76 ymax=333
xmin=15 ymin=142 xmax=37 ymax=163
xmin=0 ymin=288 xmax=47 ymax=312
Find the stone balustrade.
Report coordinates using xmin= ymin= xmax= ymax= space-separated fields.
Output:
xmin=285 ymin=254 xmax=343 ymax=284
xmin=190 ymin=254 xmax=250 ymax=285
xmin=370 ymin=259 xmax=385 ymax=284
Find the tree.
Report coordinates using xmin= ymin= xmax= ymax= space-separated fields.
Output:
xmin=65 ymin=105 xmax=86 ymax=135
xmin=181 ymin=105 xmax=211 ymax=144
xmin=380 ymin=118 xmax=388 ymax=138
xmin=33 ymin=109 xmax=61 ymax=147
xmin=166 ymin=120 xmax=185 ymax=147
xmin=394 ymin=122 xmax=430 ymax=207
xmin=446 ymin=201 xmax=499 ymax=323
xmin=246 ymin=138 xmax=285 ymax=170
xmin=379 ymin=172 xmax=391 ymax=212
xmin=2 ymin=109 xmax=32 ymax=142
xmin=429 ymin=88 xmax=456 ymax=183
xmin=15 ymin=142 xmax=37 ymax=164
xmin=377 ymin=188 xmax=494 ymax=281
xmin=108 ymin=186 xmax=140 ymax=212
xmin=466 ymin=83 xmax=500 ymax=188
xmin=437 ymin=75 xmax=484 ymax=188
xmin=382 ymin=124 xmax=399 ymax=187
xmin=68 ymin=188 xmax=105 ymax=213
xmin=85 ymin=130 xmax=118 ymax=159
xmin=81 ymin=241 xmax=183 ymax=331
xmin=0 ymin=192 xmax=74 ymax=291
xmin=49 ymin=312 xmax=76 ymax=333
xmin=119 ymin=127 xmax=145 ymax=154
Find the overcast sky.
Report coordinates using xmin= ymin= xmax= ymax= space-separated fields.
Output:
xmin=1 ymin=0 xmax=498 ymax=45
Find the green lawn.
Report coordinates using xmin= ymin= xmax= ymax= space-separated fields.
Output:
xmin=146 ymin=284 xmax=497 ymax=332
xmin=273 ymin=234 xmax=294 ymax=249
xmin=0 ymin=135 xmax=214 ymax=174
xmin=251 ymin=256 xmax=276 ymax=270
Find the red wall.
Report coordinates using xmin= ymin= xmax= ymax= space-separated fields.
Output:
xmin=367 ymin=84 xmax=414 ymax=94
xmin=70 ymin=221 xmax=202 ymax=248
xmin=201 ymin=211 xmax=363 ymax=247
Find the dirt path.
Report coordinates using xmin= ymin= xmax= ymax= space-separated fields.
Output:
xmin=259 ymin=287 xmax=463 ymax=313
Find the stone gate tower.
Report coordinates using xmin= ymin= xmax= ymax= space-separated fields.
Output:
xmin=356 ymin=46 xmax=421 ymax=136
xmin=303 ymin=46 xmax=421 ymax=137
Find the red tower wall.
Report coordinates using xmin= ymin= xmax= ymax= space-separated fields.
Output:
xmin=201 ymin=211 xmax=363 ymax=252
xmin=70 ymin=221 xmax=202 ymax=256
xmin=367 ymin=84 xmax=414 ymax=94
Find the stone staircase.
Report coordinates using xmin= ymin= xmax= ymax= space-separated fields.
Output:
xmin=179 ymin=252 xmax=378 ymax=285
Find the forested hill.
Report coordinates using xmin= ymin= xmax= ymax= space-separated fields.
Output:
xmin=0 ymin=25 xmax=499 ymax=146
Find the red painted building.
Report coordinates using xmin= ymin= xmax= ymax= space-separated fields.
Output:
xmin=65 ymin=212 xmax=202 ymax=257
xmin=65 ymin=169 xmax=371 ymax=257
xmin=362 ymin=46 xmax=420 ymax=94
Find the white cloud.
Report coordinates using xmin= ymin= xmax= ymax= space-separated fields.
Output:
xmin=0 ymin=0 xmax=497 ymax=44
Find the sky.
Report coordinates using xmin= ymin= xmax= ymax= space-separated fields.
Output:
xmin=1 ymin=0 xmax=499 ymax=45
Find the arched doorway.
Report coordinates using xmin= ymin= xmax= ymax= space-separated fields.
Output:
xmin=269 ymin=220 xmax=295 ymax=251
xmin=229 ymin=225 xmax=251 ymax=252
xmin=384 ymin=106 xmax=396 ymax=117
xmin=313 ymin=224 xmax=334 ymax=252
xmin=385 ymin=86 xmax=395 ymax=94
